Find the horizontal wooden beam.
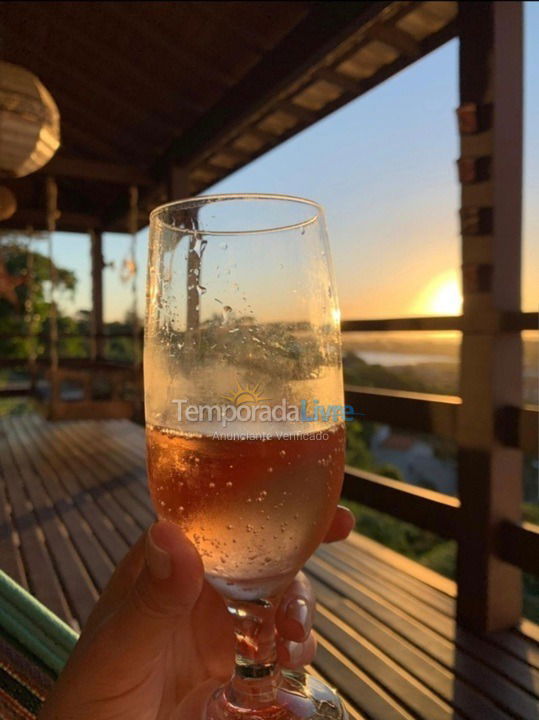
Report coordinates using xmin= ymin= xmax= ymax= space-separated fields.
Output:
xmin=497 ymin=521 xmax=539 ymax=575
xmin=343 ymin=465 xmax=460 ymax=539
xmin=347 ymin=386 xmax=536 ymax=453
xmin=0 ymin=209 xmax=100 ymax=233
xmin=345 ymin=385 xmax=460 ymax=438
xmin=520 ymin=405 xmax=539 ymax=455
xmin=515 ymin=312 xmax=539 ymax=331
xmin=495 ymin=404 xmax=539 ymax=454
xmin=41 ymin=156 xmax=153 ymax=186
xmin=341 ymin=316 xmax=462 ymax=332
xmin=341 ymin=311 xmax=537 ymax=333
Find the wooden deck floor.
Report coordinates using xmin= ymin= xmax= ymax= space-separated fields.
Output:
xmin=0 ymin=415 xmax=538 ymax=719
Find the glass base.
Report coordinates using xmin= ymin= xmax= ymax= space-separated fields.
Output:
xmin=205 ymin=669 xmax=348 ymax=720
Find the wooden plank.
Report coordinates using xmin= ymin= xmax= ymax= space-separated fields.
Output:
xmin=343 ymin=466 xmax=459 ymax=539
xmin=18 ymin=415 xmax=116 ymax=590
xmin=42 ymin=155 xmax=152 ymax=186
xmin=65 ymin=419 xmax=149 ymax=499
xmin=58 ymin=421 xmax=154 ymax=529
xmin=346 ymin=531 xmax=457 ymax=597
xmin=2 ymin=209 xmax=100 ymax=233
xmin=0 ymin=438 xmax=27 ymax=589
xmin=312 ymin=577 xmax=513 ymax=720
xmin=341 ymin=311 xmax=536 ymax=333
xmin=11 ymin=416 xmax=111 ymax=592
xmin=347 ymin=531 xmax=539 ymax=673
xmin=3 ymin=417 xmax=98 ymax=625
xmin=341 ymin=316 xmax=462 ymax=332
xmin=518 ymin=621 xmax=539 ymax=647
xmin=307 ymin=664 xmax=367 ymax=720
xmin=28 ymin=418 xmax=141 ymax=548
xmin=23 ymin=416 xmax=129 ymax=567
xmin=318 ymin=541 xmax=455 ymax=617
xmin=520 ymin=405 xmax=539 ymax=455
xmin=307 ymin=556 xmax=539 ymax=715
xmin=456 ymin=1 xmax=524 ymax=632
xmin=497 ymin=521 xmax=539 ymax=576
xmin=55 ymin=419 xmax=151 ymax=529
xmin=314 ymin=635 xmax=415 ymax=720
xmin=344 ymin=386 xmax=460 ymax=439
xmin=0 ymin=421 xmax=73 ymax=624
xmin=314 ymin=604 xmax=461 ymax=720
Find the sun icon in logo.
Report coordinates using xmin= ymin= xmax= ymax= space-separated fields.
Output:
xmin=221 ymin=380 xmax=270 ymax=406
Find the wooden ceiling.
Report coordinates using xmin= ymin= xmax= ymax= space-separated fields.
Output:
xmin=0 ymin=1 xmax=457 ymax=234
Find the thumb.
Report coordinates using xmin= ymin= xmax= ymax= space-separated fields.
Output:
xmin=109 ymin=521 xmax=204 ymax=659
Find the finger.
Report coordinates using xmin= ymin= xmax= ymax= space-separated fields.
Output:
xmin=277 ymin=633 xmax=317 ymax=669
xmin=276 ymin=571 xmax=315 ymax=643
xmin=323 ymin=505 xmax=355 ymax=543
xmin=107 ymin=521 xmax=204 ymax=659
xmin=76 ymin=532 xmax=147 ymax=647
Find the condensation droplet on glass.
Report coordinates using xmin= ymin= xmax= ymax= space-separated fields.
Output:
xmin=279 ymin=450 xmax=286 ymax=457
xmin=226 ymin=480 xmax=233 ymax=487
xmin=267 ymin=467 xmax=273 ymax=473
xmin=209 ymin=482 xmax=215 ymax=488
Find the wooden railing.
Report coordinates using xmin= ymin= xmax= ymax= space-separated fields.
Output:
xmin=340 ymin=317 xmax=539 ymax=582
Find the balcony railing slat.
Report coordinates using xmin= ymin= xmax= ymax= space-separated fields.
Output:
xmin=340 ymin=311 xmax=538 ymax=332
xmin=345 ymin=385 xmax=460 ymax=438
xmin=341 ymin=317 xmax=461 ymax=332
xmin=497 ymin=522 xmax=539 ymax=575
xmin=346 ymin=386 xmax=537 ymax=453
xmin=343 ymin=466 xmax=459 ymax=539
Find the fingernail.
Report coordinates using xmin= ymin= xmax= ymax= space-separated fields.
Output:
xmin=146 ymin=525 xmax=171 ymax=580
xmin=285 ymin=597 xmax=310 ymax=636
xmin=286 ymin=641 xmax=304 ymax=666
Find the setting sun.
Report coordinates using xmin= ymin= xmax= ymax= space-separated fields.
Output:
xmin=411 ymin=270 xmax=463 ymax=316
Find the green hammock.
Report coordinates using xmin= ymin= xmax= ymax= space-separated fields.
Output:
xmin=0 ymin=570 xmax=78 ymax=718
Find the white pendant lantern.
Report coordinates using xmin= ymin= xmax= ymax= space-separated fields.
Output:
xmin=0 ymin=61 xmax=60 ymax=178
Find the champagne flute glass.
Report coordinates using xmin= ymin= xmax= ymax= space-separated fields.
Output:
xmin=145 ymin=194 xmax=347 ymax=719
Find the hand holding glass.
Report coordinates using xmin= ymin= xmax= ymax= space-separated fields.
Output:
xmin=145 ymin=194 xmax=347 ymax=719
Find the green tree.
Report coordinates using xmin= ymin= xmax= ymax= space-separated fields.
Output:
xmin=0 ymin=238 xmax=76 ymax=360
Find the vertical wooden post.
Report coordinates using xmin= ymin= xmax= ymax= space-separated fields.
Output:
xmin=456 ymin=1 xmax=523 ymax=632
xmin=167 ymin=166 xmax=200 ymax=337
xmin=90 ymin=229 xmax=105 ymax=361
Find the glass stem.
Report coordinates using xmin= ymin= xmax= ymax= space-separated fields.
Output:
xmin=224 ymin=596 xmax=281 ymax=709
